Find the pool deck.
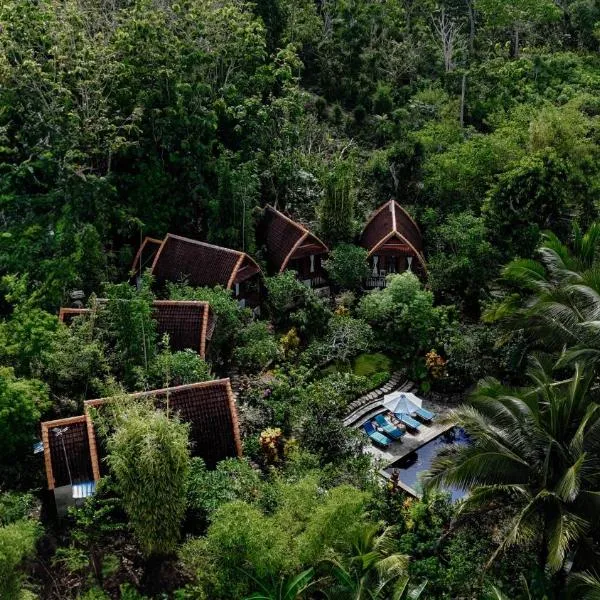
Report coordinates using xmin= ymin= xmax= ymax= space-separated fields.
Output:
xmin=355 ymin=397 xmax=457 ymax=498
xmin=364 ymin=419 xmax=456 ymax=465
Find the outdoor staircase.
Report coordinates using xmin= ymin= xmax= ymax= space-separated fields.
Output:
xmin=343 ymin=373 xmax=417 ymax=428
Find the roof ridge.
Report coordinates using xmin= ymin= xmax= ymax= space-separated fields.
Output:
xmin=362 ymin=199 xmax=394 ymax=232
xmin=166 ymin=233 xmax=245 ymax=258
xmin=85 ymin=378 xmax=231 ymax=406
xmin=265 ymin=204 xmax=309 ymax=236
xmin=391 ymin=199 xmax=421 ymax=235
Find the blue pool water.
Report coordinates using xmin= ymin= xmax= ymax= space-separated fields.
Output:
xmin=385 ymin=427 xmax=470 ymax=501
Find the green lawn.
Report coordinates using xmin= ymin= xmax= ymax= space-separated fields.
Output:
xmin=352 ymin=352 xmax=392 ymax=377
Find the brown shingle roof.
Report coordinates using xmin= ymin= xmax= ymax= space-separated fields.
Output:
xmin=149 ymin=234 xmax=262 ymax=289
xmin=152 ymin=300 xmax=214 ymax=358
xmin=260 ymin=205 xmax=328 ymax=273
xmin=59 ymin=301 xmax=215 ymax=358
xmin=85 ymin=379 xmax=241 ymax=474
xmin=360 ymin=200 xmax=426 ymax=270
xmin=41 ymin=416 xmax=96 ymax=489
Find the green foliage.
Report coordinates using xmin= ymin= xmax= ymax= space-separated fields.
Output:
xmin=324 ymin=244 xmax=370 ymax=290
xmin=426 ymin=360 xmax=600 ymax=575
xmin=265 ymin=272 xmax=332 ymax=339
xmin=358 ymin=273 xmax=454 ymax=364
xmin=304 ymin=315 xmax=373 ymax=366
xmin=294 ymin=375 xmax=366 ymax=465
xmin=168 ymin=283 xmax=251 ymax=366
xmin=325 ymin=522 xmax=411 ymax=600
xmin=234 ymin=322 xmax=280 ymax=373
xmin=180 ymin=477 xmax=370 ymax=599
xmin=0 ymin=519 xmax=40 ymax=599
xmin=442 ymin=323 xmax=525 ymax=390
xmin=137 ymin=345 xmax=212 ymax=390
xmin=319 ymin=160 xmax=358 ymax=245
xmin=107 ymin=402 xmax=190 ymax=556
xmin=0 ymin=276 xmax=60 ymax=376
xmin=0 ymin=493 xmax=35 ymax=527
xmin=428 ymin=212 xmax=499 ymax=312
xmin=0 ymin=367 xmax=50 ymax=462
xmin=352 ymin=353 xmax=392 ymax=378
xmin=39 ymin=313 xmax=110 ymax=404
xmin=100 ymin=276 xmax=157 ymax=385
xmin=186 ymin=458 xmax=264 ymax=525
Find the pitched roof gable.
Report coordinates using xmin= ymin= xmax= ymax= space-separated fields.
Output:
xmin=41 ymin=416 xmax=96 ymax=489
xmin=261 ymin=205 xmax=328 ymax=272
xmin=85 ymin=379 xmax=242 ymax=473
xmin=59 ymin=300 xmax=215 ymax=358
xmin=150 ymin=234 xmax=262 ymax=289
xmin=131 ymin=236 xmax=163 ymax=277
xmin=360 ymin=200 xmax=426 ymax=270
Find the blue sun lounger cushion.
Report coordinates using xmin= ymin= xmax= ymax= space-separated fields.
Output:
xmin=374 ymin=414 xmax=405 ymax=440
xmin=394 ymin=412 xmax=421 ymax=431
xmin=362 ymin=421 xmax=390 ymax=448
xmin=414 ymin=405 xmax=435 ymax=421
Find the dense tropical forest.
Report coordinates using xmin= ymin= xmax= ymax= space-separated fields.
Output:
xmin=2 ymin=0 xmax=600 ymax=598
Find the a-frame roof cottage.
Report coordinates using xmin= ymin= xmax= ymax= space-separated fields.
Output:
xmin=41 ymin=379 xmax=242 ymax=498
xmin=360 ymin=200 xmax=426 ymax=280
xmin=147 ymin=234 xmax=261 ymax=289
xmin=59 ymin=300 xmax=215 ymax=359
xmin=84 ymin=379 xmax=242 ymax=476
xmin=260 ymin=205 xmax=329 ymax=274
xmin=132 ymin=234 xmax=263 ymax=307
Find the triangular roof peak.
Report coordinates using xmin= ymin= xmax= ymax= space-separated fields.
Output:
xmin=360 ymin=199 xmax=426 ymax=272
xmin=262 ymin=205 xmax=328 ymax=273
xmin=146 ymin=233 xmax=262 ymax=289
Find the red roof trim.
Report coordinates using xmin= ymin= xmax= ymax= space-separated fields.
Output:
xmin=84 ymin=379 xmax=238 ymax=480
xmin=131 ymin=236 xmax=164 ymax=275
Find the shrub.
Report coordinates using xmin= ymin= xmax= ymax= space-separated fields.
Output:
xmin=324 ymin=244 xmax=370 ymax=290
xmin=107 ymin=403 xmax=190 ymax=556
xmin=0 ymin=519 xmax=40 ymax=598
xmin=234 ymin=321 xmax=280 ymax=373
xmin=186 ymin=458 xmax=263 ymax=525
xmin=136 ymin=344 xmax=212 ymax=389
xmin=0 ymin=368 xmax=50 ymax=462
xmin=358 ymin=273 xmax=455 ymax=365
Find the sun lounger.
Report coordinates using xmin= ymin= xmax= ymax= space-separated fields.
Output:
xmin=362 ymin=421 xmax=390 ymax=448
xmin=414 ymin=406 xmax=435 ymax=422
xmin=393 ymin=412 xmax=421 ymax=431
xmin=374 ymin=414 xmax=405 ymax=440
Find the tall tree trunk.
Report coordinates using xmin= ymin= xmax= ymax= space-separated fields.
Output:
xmin=466 ymin=0 xmax=475 ymax=52
xmin=460 ymin=72 xmax=467 ymax=128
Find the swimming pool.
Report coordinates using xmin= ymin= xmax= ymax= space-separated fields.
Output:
xmin=384 ymin=427 xmax=470 ymax=501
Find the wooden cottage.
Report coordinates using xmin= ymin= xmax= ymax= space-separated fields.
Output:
xmin=132 ymin=234 xmax=263 ymax=309
xmin=259 ymin=205 xmax=329 ymax=288
xmin=59 ymin=300 xmax=215 ymax=359
xmin=360 ymin=200 xmax=426 ymax=287
xmin=84 ymin=379 xmax=242 ymax=475
xmin=41 ymin=379 xmax=241 ymax=511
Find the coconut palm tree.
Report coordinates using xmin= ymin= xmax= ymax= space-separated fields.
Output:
xmin=568 ymin=571 xmax=600 ymax=599
xmin=325 ymin=521 xmax=423 ymax=600
xmin=485 ymin=223 xmax=600 ymax=366
xmin=425 ymin=358 xmax=600 ymax=581
xmin=243 ymin=568 xmax=318 ymax=600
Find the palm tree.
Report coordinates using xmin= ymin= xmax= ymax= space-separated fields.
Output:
xmin=568 ymin=571 xmax=600 ymax=599
xmin=485 ymin=223 xmax=600 ymax=367
xmin=325 ymin=521 xmax=423 ymax=600
xmin=425 ymin=358 xmax=600 ymax=581
xmin=243 ymin=568 xmax=318 ymax=600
